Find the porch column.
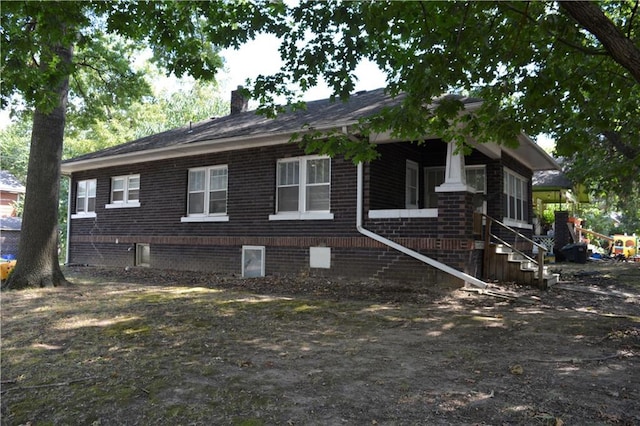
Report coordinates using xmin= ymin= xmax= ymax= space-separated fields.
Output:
xmin=435 ymin=142 xmax=471 ymax=193
xmin=434 ymin=142 xmax=479 ymax=283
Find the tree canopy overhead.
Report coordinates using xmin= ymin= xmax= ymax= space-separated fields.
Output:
xmin=205 ymin=1 xmax=639 ymax=204
xmin=1 ymin=1 xmax=228 ymax=288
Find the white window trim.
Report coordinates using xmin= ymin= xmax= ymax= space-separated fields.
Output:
xmin=106 ymin=202 xmax=140 ymax=209
xmin=271 ymin=155 xmax=332 ymax=221
xmin=107 ymin=174 xmax=140 ymax=208
xmin=503 ymin=167 xmax=529 ymax=225
xmin=405 ymin=160 xmax=419 ymax=209
xmin=71 ymin=212 xmax=97 ymax=219
xmin=269 ymin=211 xmax=334 ymax=221
xmin=465 ymin=165 xmax=486 ymax=194
xmin=368 ymin=209 xmax=438 ymax=219
xmin=242 ymin=245 xmax=265 ymax=278
xmin=182 ymin=164 xmax=228 ymax=222
xmin=74 ymin=179 xmax=97 ymax=218
xmin=503 ymin=218 xmax=533 ymax=230
xmin=466 ymin=165 xmax=487 ymax=215
xmin=181 ymin=215 xmax=229 ymax=223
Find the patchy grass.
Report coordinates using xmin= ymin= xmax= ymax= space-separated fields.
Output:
xmin=1 ymin=263 xmax=639 ymax=425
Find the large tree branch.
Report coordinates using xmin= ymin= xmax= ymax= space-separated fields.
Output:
xmin=560 ymin=1 xmax=640 ymax=84
xmin=501 ymin=2 xmax=608 ymax=56
xmin=602 ymin=130 xmax=640 ymax=162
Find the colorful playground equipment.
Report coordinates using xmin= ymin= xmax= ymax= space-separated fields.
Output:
xmin=612 ymin=235 xmax=638 ymax=259
xmin=0 ymin=259 xmax=16 ymax=280
xmin=572 ymin=218 xmax=639 ymax=261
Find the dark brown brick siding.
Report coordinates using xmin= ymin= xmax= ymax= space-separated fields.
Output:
xmin=484 ymin=152 xmax=534 ymax=245
xmin=67 ymin=141 xmax=533 ymax=284
xmin=370 ymin=142 xmax=428 ymax=209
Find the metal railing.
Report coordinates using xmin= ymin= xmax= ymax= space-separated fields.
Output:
xmin=477 ymin=213 xmax=548 ymax=288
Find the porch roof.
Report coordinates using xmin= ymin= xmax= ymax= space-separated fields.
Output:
xmin=533 ymin=170 xmax=590 ymax=204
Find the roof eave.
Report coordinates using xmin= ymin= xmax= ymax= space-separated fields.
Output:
xmin=60 ymin=122 xmax=363 ymax=174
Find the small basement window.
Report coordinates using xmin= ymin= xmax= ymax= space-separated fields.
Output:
xmin=136 ymin=243 xmax=150 ymax=267
xmin=242 ymin=246 xmax=265 ymax=278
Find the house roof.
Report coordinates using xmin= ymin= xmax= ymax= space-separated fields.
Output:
xmin=61 ymin=88 xmax=559 ymax=173
xmin=0 ymin=216 xmax=22 ymax=231
xmin=532 ymin=170 xmax=590 ymax=204
xmin=0 ymin=170 xmax=25 ymax=193
xmin=533 ymin=170 xmax=573 ymax=189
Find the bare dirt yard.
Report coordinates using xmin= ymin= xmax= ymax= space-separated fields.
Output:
xmin=2 ymin=261 xmax=639 ymax=425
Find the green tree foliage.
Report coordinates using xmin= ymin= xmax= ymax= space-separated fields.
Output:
xmin=2 ymin=1 xmax=639 ymax=287
xmin=202 ymin=0 xmax=640 ymax=231
xmin=1 ymin=1 xmax=226 ymax=288
xmin=200 ymin=1 xmax=640 ymax=212
xmin=0 ymin=116 xmax=32 ymax=183
xmin=0 ymin=76 xmax=228 ymax=265
xmin=62 ymin=76 xmax=229 ymax=159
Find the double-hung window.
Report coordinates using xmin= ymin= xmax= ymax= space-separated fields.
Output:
xmin=423 ymin=165 xmax=486 ymax=212
xmin=73 ymin=179 xmax=97 ymax=218
xmin=465 ymin=165 xmax=486 ymax=214
xmin=106 ymin=174 xmax=140 ymax=208
xmin=405 ymin=160 xmax=419 ymax=209
xmin=503 ymin=168 xmax=529 ymax=225
xmin=270 ymin=155 xmax=333 ymax=220
xmin=182 ymin=165 xmax=229 ymax=222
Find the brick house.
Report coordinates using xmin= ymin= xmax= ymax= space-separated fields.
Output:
xmin=61 ymin=88 xmax=560 ymax=287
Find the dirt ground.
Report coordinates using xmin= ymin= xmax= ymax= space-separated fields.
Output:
xmin=1 ymin=260 xmax=639 ymax=425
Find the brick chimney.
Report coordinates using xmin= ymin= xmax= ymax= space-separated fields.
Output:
xmin=230 ymin=85 xmax=249 ymax=115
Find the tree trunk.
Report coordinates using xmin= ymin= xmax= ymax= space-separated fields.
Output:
xmin=3 ymin=46 xmax=72 ymax=289
xmin=560 ymin=1 xmax=640 ymax=84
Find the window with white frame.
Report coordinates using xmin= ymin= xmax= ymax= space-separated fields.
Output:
xmin=423 ymin=166 xmax=486 ymax=209
xmin=135 ymin=243 xmax=150 ymax=267
xmin=75 ymin=179 xmax=96 ymax=216
xmin=466 ymin=165 xmax=486 ymax=214
xmin=242 ymin=245 xmax=265 ymax=278
xmin=183 ymin=165 xmax=228 ymax=221
xmin=424 ymin=167 xmax=445 ymax=208
xmin=405 ymin=160 xmax=419 ymax=208
xmin=271 ymin=156 xmax=332 ymax=220
xmin=107 ymin=174 xmax=140 ymax=208
xmin=504 ymin=168 xmax=528 ymax=223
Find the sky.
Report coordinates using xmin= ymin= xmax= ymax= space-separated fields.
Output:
xmin=0 ymin=35 xmax=554 ymax=152
xmin=0 ymin=34 xmax=387 ymax=130
xmin=215 ymin=33 xmax=388 ymax=108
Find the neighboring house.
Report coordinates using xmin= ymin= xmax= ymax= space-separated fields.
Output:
xmin=532 ymin=170 xmax=591 ymax=256
xmin=532 ymin=169 xmax=589 ymax=208
xmin=61 ymin=88 xmax=560 ymax=286
xmin=0 ymin=170 xmax=25 ymax=257
xmin=0 ymin=170 xmax=25 ymax=218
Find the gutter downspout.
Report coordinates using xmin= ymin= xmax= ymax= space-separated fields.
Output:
xmin=356 ymin=162 xmax=487 ymax=289
xmin=65 ymin=175 xmax=71 ymax=265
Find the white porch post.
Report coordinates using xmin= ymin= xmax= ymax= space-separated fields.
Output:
xmin=435 ymin=142 xmax=471 ymax=193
